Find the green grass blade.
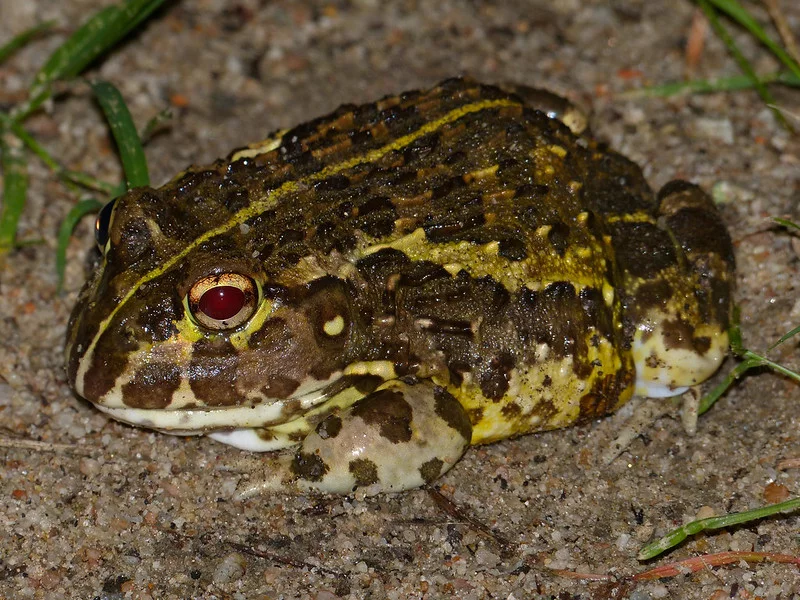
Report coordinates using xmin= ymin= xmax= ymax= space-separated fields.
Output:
xmin=18 ymin=0 xmax=167 ymax=120
xmin=91 ymin=80 xmax=149 ymax=189
xmin=0 ymin=21 xmax=56 ymax=64
xmin=622 ymin=70 xmax=800 ymax=98
xmin=6 ymin=118 xmax=118 ymax=194
xmin=698 ymin=0 xmax=789 ymax=130
xmin=639 ymin=497 xmax=800 ymax=560
xmin=0 ymin=130 xmax=29 ymax=253
xmin=768 ymin=325 xmax=800 ymax=350
xmin=773 ymin=217 xmax=800 ymax=232
xmin=56 ymin=198 xmax=104 ymax=291
xmin=707 ymin=0 xmax=800 ymax=80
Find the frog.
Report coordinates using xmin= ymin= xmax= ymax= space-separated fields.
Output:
xmin=65 ymin=77 xmax=735 ymax=495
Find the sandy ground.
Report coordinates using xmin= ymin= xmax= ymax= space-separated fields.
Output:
xmin=1 ymin=1 xmax=799 ymax=598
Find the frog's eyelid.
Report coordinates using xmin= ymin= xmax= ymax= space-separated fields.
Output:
xmin=95 ymin=198 xmax=118 ymax=253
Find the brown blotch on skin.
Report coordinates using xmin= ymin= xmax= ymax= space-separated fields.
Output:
xmin=547 ymin=221 xmax=571 ymax=257
xmin=466 ymin=407 xmax=485 ymax=425
xmin=112 ymin=215 xmax=154 ymax=265
xmin=353 ymin=375 xmax=383 ymax=395
xmin=610 ymin=221 xmax=677 ymax=280
xmin=661 ymin=318 xmax=699 ymax=352
xmin=433 ymin=386 xmax=472 ymax=442
xmin=419 ymin=458 xmax=445 ymax=484
xmin=121 ymin=362 xmax=181 ymax=409
xmin=631 ymin=279 xmax=673 ymax=315
xmin=351 ymin=389 xmax=413 ymax=443
xmin=498 ymin=235 xmax=528 ymax=261
xmin=529 ymin=397 xmax=559 ymax=425
xmin=579 ymin=370 xmax=634 ymax=421
xmin=292 ymin=451 xmax=329 ymax=482
xmin=313 ymin=174 xmax=351 ymax=192
xmin=279 ymin=398 xmax=304 ymax=420
xmin=501 ymin=401 xmax=522 ymax=419
xmin=81 ymin=343 xmax=130 ymax=403
xmin=478 ymin=352 xmax=515 ymax=401
xmin=188 ymin=350 xmax=248 ymax=407
xmin=255 ymin=428 xmax=277 ymax=442
xmin=260 ymin=374 xmax=300 ymax=399
xmin=694 ymin=336 xmax=711 ymax=354
xmin=316 ymin=414 xmax=343 ymax=440
xmin=349 ymin=458 xmax=379 ymax=486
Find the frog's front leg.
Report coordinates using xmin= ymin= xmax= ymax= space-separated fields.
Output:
xmin=291 ymin=379 xmax=473 ymax=494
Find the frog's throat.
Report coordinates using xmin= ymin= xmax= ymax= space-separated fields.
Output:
xmin=74 ymin=97 xmax=523 ymax=398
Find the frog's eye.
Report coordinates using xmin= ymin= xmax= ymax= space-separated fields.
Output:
xmin=187 ymin=273 xmax=259 ymax=330
xmin=95 ymin=198 xmax=117 ymax=252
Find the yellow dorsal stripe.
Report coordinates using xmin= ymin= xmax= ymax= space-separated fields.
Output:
xmin=83 ymin=97 xmax=522 ymax=365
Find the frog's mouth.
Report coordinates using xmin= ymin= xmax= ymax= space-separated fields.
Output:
xmin=91 ymin=371 xmax=345 ymax=435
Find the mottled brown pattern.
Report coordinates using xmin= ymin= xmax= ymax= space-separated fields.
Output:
xmin=66 ymin=77 xmax=733 ymax=460
xmin=419 ymin=458 xmax=445 ymax=484
xmin=122 ymin=363 xmax=181 ymax=409
xmin=349 ymin=458 xmax=379 ymax=486
xmin=291 ymin=451 xmax=329 ymax=482
xmin=433 ymin=386 xmax=472 ymax=441
xmin=579 ymin=370 xmax=634 ymax=422
xmin=351 ymin=390 xmax=413 ymax=443
xmin=316 ymin=414 xmax=343 ymax=440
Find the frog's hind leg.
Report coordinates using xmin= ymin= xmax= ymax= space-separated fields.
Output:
xmin=291 ymin=379 xmax=473 ymax=494
xmin=612 ymin=180 xmax=736 ymax=397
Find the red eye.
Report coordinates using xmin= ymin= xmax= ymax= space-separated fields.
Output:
xmin=187 ymin=273 xmax=259 ymax=330
xmin=199 ymin=285 xmax=245 ymax=320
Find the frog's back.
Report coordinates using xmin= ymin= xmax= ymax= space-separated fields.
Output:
xmin=221 ymin=78 xmax=659 ymax=443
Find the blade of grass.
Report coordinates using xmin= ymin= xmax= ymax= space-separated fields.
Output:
xmin=774 ymin=217 xmax=800 ymax=232
xmin=140 ymin=108 xmax=173 ymax=144
xmin=56 ymin=198 xmax=104 ymax=291
xmin=768 ymin=325 xmax=800 ymax=350
xmin=707 ymin=0 xmax=800 ymax=79
xmin=698 ymin=320 xmax=800 ymax=415
xmin=621 ymin=70 xmax=800 ymax=98
xmin=0 ymin=21 xmax=57 ymax=64
xmin=91 ymin=80 xmax=149 ymax=189
xmin=15 ymin=0 xmax=167 ymax=121
xmin=698 ymin=0 xmax=790 ymax=130
xmin=638 ymin=497 xmax=800 ymax=559
xmin=0 ymin=129 xmax=30 ymax=253
xmin=5 ymin=117 xmax=117 ymax=195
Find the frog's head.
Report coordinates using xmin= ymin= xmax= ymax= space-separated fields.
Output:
xmin=66 ymin=178 xmax=357 ymax=434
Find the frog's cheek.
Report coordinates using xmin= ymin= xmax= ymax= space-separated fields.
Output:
xmin=291 ymin=380 xmax=472 ymax=494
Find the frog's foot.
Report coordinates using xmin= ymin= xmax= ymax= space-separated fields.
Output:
xmin=614 ymin=181 xmax=736 ymax=397
xmin=288 ymin=379 xmax=473 ymax=495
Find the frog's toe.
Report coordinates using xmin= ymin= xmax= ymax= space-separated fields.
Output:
xmin=290 ymin=380 xmax=472 ymax=494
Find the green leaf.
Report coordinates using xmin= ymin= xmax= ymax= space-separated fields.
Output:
xmin=773 ymin=217 xmax=800 ymax=232
xmin=17 ymin=0 xmax=167 ymax=121
xmin=698 ymin=0 xmax=789 ymax=130
xmin=7 ymin=117 xmax=117 ymax=194
xmin=622 ymin=71 xmax=800 ymax=98
xmin=91 ymin=80 xmax=150 ymax=189
xmin=0 ymin=129 xmax=29 ymax=253
xmin=639 ymin=497 xmax=800 ymax=559
xmin=768 ymin=325 xmax=800 ymax=351
xmin=56 ymin=197 xmax=104 ymax=291
xmin=0 ymin=21 xmax=56 ymax=64
xmin=707 ymin=0 xmax=800 ymax=80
